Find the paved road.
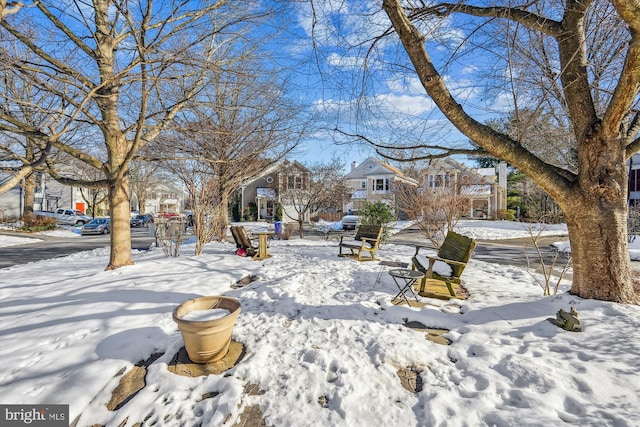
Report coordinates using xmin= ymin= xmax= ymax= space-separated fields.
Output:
xmin=0 ymin=227 xmax=155 ymax=269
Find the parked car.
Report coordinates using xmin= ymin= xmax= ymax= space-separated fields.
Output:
xmin=130 ymin=214 xmax=153 ymax=228
xmin=341 ymin=214 xmax=360 ymax=230
xmin=35 ymin=208 xmax=91 ymax=226
xmin=81 ymin=218 xmax=110 ymax=235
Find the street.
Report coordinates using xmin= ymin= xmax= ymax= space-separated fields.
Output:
xmin=0 ymin=227 xmax=155 ymax=269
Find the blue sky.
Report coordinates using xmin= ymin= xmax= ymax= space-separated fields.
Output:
xmin=276 ymin=1 xmax=512 ymax=171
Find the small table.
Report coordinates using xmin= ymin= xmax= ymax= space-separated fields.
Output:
xmin=388 ymin=269 xmax=423 ymax=305
xmin=374 ymin=261 xmax=409 ymax=287
xmin=253 ymin=232 xmax=274 ymax=261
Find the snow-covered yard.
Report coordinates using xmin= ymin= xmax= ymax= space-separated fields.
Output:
xmin=0 ymin=220 xmax=638 ymax=427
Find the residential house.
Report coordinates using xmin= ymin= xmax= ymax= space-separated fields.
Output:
xmin=138 ymin=182 xmax=186 ymax=216
xmin=343 ymin=157 xmax=419 ymax=215
xmin=0 ymin=170 xmax=88 ymax=220
xmin=422 ymin=158 xmax=507 ymax=219
xmin=237 ymin=160 xmax=311 ymax=223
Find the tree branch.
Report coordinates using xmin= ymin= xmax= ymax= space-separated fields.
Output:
xmin=382 ymin=0 xmax=577 ymax=198
xmin=0 ymin=140 xmax=51 ymax=195
xmin=46 ymin=164 xmax=109 ymax=189
xmin=407 ymin=3 xmax=562 ymax=36
xmin=1 ymin=1 xmax=24 ymax=18
xmin=334 ymin=127 xmax=486 ymax=158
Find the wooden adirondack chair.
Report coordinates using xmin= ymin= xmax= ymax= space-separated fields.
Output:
xmin=230 ymin=225 xmax=258 ymax=257
xmin=412 ymin=231 xmax=476 ymax=297
xmin=338 ymin=225 xmax=382 ymax=261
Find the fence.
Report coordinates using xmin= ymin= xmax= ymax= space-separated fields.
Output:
xmin=315 ymin=212 xmax=343 ymax=222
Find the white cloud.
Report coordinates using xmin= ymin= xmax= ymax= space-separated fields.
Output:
xmin=327 ymin=53 xmax=364 ymax=68
xmin=375 ymin=93 xmax=435 ymax=116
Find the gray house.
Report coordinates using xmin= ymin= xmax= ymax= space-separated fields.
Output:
xmin=238 ymin=160 xmax=311 ymax=223
xmin=0 ymin=170 xmax=87 ymax=220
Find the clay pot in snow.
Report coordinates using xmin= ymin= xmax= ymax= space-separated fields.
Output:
xmin=173 ymin=296 xmax=241 ymax=363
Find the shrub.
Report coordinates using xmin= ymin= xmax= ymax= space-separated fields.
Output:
xmin=274 ymin=204 xmax=283 ymax=222
xmin=280 ymin=222 xmax=297 ymax=240
xmin=231 ymin=203 xmax=241 ymax=222
xmin=21 ymin=213 xmax=58 ymax=232
xmin=242 ymin=202 xmax=257 ymax=221
xmin=498 ymin=209 xmax=516 ymax=221
xmin=359 ymin=200 xmax=396 ymax=242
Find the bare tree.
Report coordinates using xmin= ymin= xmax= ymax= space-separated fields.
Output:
xmin=280 ymin=158 xmax=348 ymax=238
xmin=395 ymin=181 xmax=469 ymax=247
xmin=129 ymin=159 xmax=164 ymax=215
xmin=0 ymin=1 xmax=279 ymax=269
xmin=70 ymin=158 xmax=108 ymax=218
xmin=160 ymin=55 xmax=305 ymax=255
xmin=0 ymin=64 xmax=55 ymax=207
xmin=374 ymin=0 xmax=640 ymax=303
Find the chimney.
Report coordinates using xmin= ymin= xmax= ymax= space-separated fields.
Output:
xmin=351 ymin=161 xmax=358 ymax=171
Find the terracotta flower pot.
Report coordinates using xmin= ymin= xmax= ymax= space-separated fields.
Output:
xmin=173 ymin=296 xmax=241 ymax=363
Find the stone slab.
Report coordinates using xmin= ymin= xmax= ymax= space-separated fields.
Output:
xmin=167 ymin=341 xmax=245 ymax=377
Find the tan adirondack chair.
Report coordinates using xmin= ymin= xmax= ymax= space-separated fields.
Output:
xmin=412 ymin=231 xmax=476 ymax=297
xmin=338 ymin=225 xmax=382 ymax=261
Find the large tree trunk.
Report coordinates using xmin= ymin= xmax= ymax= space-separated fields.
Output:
xmin=22 ymin=172 xmax=35 ymax=215
xmin=562 ymin=131 xmax=637 ymax=303
xmin=106 ymin=173 xmax=133 ymax=270
xmin=565 ymin=205 xmax=636 ymax=303
xmin=214 ymin=193 xmax=230 ymax=242
xmin=381 ymin=0 xmax=639 ymax=304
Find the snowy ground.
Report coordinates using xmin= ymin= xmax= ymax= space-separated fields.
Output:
xmin=0 ymin=220 xmax=639 ymax=427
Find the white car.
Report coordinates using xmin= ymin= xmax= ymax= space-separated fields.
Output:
xmin=341 ymin=215 xmax=360 ymax=230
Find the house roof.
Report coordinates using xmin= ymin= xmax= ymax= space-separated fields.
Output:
xmin=345 ymin=157 xmax=419 ymax=186
xmin=464 ymin=184 xmax=492 ymax=196
xmin=241 ymin=159 xmax=310 ymax=187
xmin=351 ymin=189 xmax=367 ymax=199
xmin=257 ymin=188 xmax=277 ymax=198
xmin=426 ymin=158 xmax=497 ymax=185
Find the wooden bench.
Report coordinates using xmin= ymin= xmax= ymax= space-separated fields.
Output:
xmin=412 ymin=231 xmax=476 ymax=297
xmin=338 ymin=225 xmax=382 ymax=261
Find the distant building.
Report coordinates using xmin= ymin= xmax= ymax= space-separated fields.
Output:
xmin=139 ymin=182 xmax=186 ymax=215
xmin=421 ymin=158 xmax=507 ymax=219
xmin=238 ymin=160 xmax=311 ymax=223
xmin=343 ymin=157 xmax=419 ymax=214
xmin=0 ymin=170 xmax=87 ymax=220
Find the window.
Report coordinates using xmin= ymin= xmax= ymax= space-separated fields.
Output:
xmin=361 ymin=181 xmax=366 ymax=189
xmin=374 ymin=178 xmax=389 ymax=191
xmin=287 ymin=175 xmax=303 ymax=190
xmin=630 ymin=169 xmax=640 ymax=192
xmin=428 ymin=174 xmax=451 ymax=188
